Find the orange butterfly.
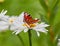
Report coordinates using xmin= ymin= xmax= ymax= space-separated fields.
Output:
xmin=24 ymin=12 xmax=39 ymax=25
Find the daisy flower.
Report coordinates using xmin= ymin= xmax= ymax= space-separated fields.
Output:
xmin=10 ymin=12 xmax=28 ymax=34
xmin=0 ymin=9 xmax=9 ymax=21
xmin=0 ymin=10 xmax=17 ymax=31
xmin=10 ymin=12 xmax=49 ymax=36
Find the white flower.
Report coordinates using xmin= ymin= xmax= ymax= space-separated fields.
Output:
xmin=32 ymin=22 xmax=49 ymax=36
xmin=57 ymin=39 xmax=60 ymax=46
xmin=0 ymin=10 xmax=9 ymax=21
xmin=0 ymin=21 xmax=9 ymax=31
xmin=0 ymin=10 xmax=17 ymax=31
xmin=10 ymin=12 xmax=49 ymax=36
xmin=8 ymin=16 xmax=17 ymax=25
xmin=10 ymin=12 xmax=28 ymax=34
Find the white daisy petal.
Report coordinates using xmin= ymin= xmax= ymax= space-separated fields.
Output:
xmin=10 ymin=22 xmax=22 ymax=31
xmin=0 ymin=16 xmax=9 ymax=22
xmin=10 ymin=21 xmax=27 ymax=34
xmin=18 ymin=12 xmax=24 ymax=22
xmin=0 ymin=21 xmax=8 ymax=25
xmin=12 ymin=31 xmax=17 ymax=34
xmin=1 ymin=9 xmax=4 ymax=13
xmin=0 ymin=21 xmax=9 ymax=31
xmin=0 ymin=10 xmax=9 ymax=21
xmin=24 ymin=28 xmax=28 ymax=32
xmin=33 ymin=24 xmax=48 ymax=32
xmin=10 ymin=13 xmax=28 ymax=34
xmin=37 ymin=31 xmax=40 ymax=37
xmin=1 ymin=10 xmax=7 ymax=15
xmin=2 ymin=10 xmax=7 ymax=15
xmin=0 ymin=26 xmax=8 ymax=31
xmin=37 ymin=22 xmax=49 ymax=28
xmin=32 ymin=22 xmax=49 ymax=36
xmin=33 ymin=28 xmax=48 ymax=32
xmin=15 ymin=29 xmax=22 ymax=35
xmin=10 ymin=25 xmax=17 ymax=30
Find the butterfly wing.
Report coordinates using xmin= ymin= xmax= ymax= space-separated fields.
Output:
xmin=24 ymin=12 xmax=39 ymax=24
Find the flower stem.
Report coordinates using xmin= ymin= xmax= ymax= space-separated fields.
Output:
xmin=17 ymin=34 xmax=24 ymax=46
xmin=28 ymin=29 xmax=32 ymax=46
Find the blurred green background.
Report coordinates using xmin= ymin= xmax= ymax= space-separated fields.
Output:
xmin=0 ymin=0 xmax=60 ymax=46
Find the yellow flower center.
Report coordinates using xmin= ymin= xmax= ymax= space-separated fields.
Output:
xmin=9 ymin=19 xmax=14 ymax=24
xmin=23 ymin=23 xmax=30 ymax=27
xmin=30 ymin=24 xmax=36 ymax=27
xmin=23 ymin=23 xmax=37 ymax=28
xmin=9 ymin=18 xmax=16 ymax=24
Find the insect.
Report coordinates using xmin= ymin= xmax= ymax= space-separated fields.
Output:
xmin=24 ymin=12 xmax=40 ymax=25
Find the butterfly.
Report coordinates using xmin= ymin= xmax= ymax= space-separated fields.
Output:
xmin=24 ymin=12 xmax=40 ymax=25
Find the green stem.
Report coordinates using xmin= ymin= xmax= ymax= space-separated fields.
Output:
xmin=28 ymin=29 xmax=32 ymax=46
xmin=17 ymin=34 xmax=24 ymax=46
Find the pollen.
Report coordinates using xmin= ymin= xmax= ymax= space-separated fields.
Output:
xmin=23 ymin=24 xmax=26 ymax=26
xmin=9 ymin=18 xmax=16 ymax=24
xmin=30 ymin=24 xmax=36 ymax=27
xmin=10 ymin=20 xmax=13 ymax=22
xmin=9 ymin=19 xmax=14 ymax=24
xmin=23 ymin=23 xmax=37 ymax=28
xmin=23 ymin=23 xmax=30 ymax=28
